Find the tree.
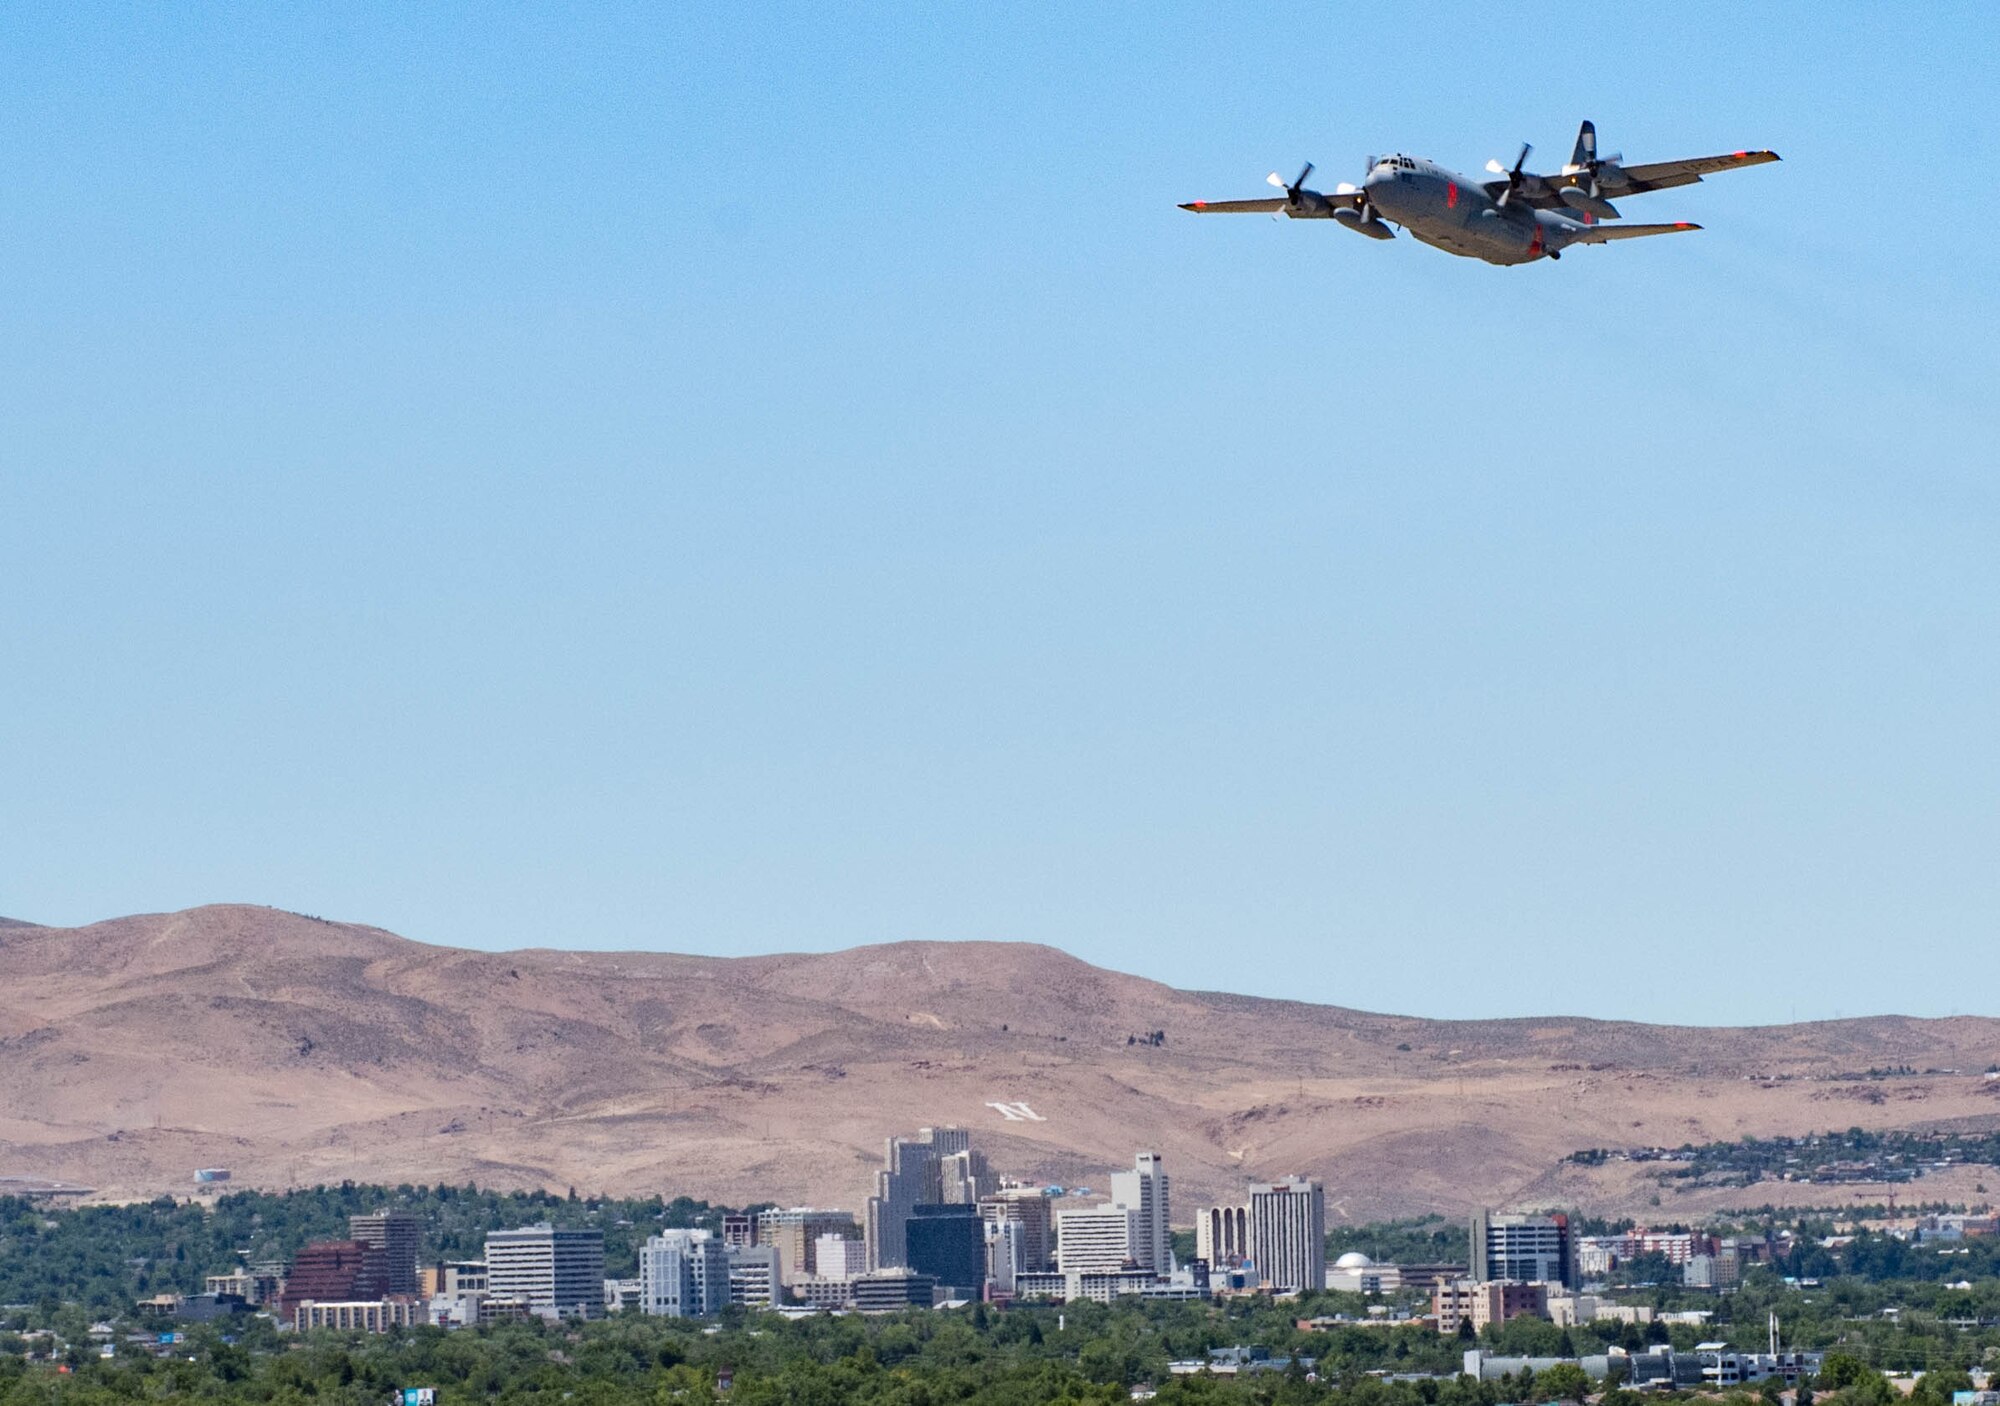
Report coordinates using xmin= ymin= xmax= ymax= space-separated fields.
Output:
xmin=1538 ymin=1363 xmax=1592 ymax=1403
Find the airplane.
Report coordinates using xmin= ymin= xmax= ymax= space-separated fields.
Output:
xmin=1180 ymin=120 xmax=1778 ymax=266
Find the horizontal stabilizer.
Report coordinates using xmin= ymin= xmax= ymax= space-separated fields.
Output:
xmin=1179 ymin=198 xmax=1288 ymax=214
xmin=1573 ymin=220 xmax=1703 ymax=244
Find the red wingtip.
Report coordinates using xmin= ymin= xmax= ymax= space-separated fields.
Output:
xmin=1193 ymin=200 xmax=1206 ymax=209
xmin=1734 ymin=151 xmax=1749 ymax=159
xmin=1675 ymin=221 xmax=1693 ymax=229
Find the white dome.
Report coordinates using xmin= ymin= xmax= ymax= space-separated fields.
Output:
xmin=1334 ymin=1251 xmax=1374 ymax=1269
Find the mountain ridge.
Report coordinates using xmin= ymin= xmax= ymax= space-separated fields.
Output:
xmin=4 ymin=904 xmax=1998 ymax=1218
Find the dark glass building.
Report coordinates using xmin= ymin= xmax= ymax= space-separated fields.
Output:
xmin=905 ymin=1204 xmax=984 ymax=1296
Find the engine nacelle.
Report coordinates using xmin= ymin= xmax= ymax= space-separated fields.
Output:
xmin=1557 ymin=185 xmax=1619 ymax=221
xmin=1333 ymin=206 xmax=1396 ymax=240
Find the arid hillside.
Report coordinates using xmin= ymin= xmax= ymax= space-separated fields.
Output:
xmin=4 ymin=905 xmax=1998 ymax=1220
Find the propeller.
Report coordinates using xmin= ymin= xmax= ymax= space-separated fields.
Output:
xmin=1266 ymin=163 xmax=1314 ymax=200
xmin=1486 ymin=142 xmax=1532 ymax=208
xmin=1263 ymin=163 xmax=1316 ymax=220
xmin=1576 ymin=152 xmax=1624 ymax=198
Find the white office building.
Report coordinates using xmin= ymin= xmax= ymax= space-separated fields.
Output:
xmin=1056 ymin=1204 xmax=1141 ymax=1274
xmin=1249 ymin=1178 xmax=1325 ymax=1294
xmin=484 ymin=1224 xmax=606 ymax=1320
xmin=1109 ymin=1152 xmax=1172 ymax=1273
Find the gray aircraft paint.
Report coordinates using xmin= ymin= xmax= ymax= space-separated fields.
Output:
xmin=1181 ymin=121 xmax=1777 ymax=267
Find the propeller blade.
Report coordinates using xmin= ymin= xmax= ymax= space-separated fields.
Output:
xmin=1511 ymin=142 xmax=1532 ymax=177
xmin=1293 ymin=162 xmax=1314 ymax=191
xmin=1602 ymin=152 xmax=1622 ymax=165
xmin=1266 ymin=172 xmax=1286 ymax=190
xmin=1333 ymin=181 xmax=1359 ymax=195
xmin=1485 ymin=158 xmax=1507 ymax=175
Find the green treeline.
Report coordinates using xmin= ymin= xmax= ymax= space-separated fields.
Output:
xmin=1 ymin=1295 xmax=1995 ymax=1406
xmin=0 ymin=1186 xmax=743 ymax=1312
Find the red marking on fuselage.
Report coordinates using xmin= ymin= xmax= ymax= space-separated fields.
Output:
xmin=1529 ymin=225 xmax=1544 ymax=257
xmin=1446 ymin=182 xmax=1458 ymax=209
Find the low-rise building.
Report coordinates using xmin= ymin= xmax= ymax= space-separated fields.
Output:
xmin=850 ymin=1268 xmax=937 ymax=1312
xmin=1546 ymin=1292 xmax=1654 ymax=1327
xmin=1324 ymin=1253 xmax=1466 ymax=1294
xmin=1169 ymin=1347 xmax=1316 ymax=1376
xmin=1433 ymin=1279 xmax=1548 ymax=1333
xmin=280 ymin=1241 xmax=389 ymax=1321
xmin=293 ymin=1298 xmax=427 ymax=1332
xmin=793 ymin=1276 xmax=854 ymax=1310
xmin=420 ymin=1261 xmax=488 ymax=1296
xmin=1695 ymin=1346 xmax=1822 ymax=1386
xmin=1684 ymin=1250 xmax=1741 ymax=1291
xmin=727 ymin=1244 xmax=779 ymax=1308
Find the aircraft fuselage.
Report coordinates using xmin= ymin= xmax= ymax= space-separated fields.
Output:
xmin=1362 ymin=154 xmax=1591 ymax=266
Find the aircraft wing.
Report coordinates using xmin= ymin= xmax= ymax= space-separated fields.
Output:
xmin=1178 ymin=197 xmax=1289 ymax=214
xmin=1178 ymin=188 xmax=1370 ymax=217
xmin=1603 ymin=149 xmax=1779 ymax=194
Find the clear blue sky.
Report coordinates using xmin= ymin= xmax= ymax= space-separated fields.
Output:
xmin=4 ymin=3 xmax=1996 ymax=1025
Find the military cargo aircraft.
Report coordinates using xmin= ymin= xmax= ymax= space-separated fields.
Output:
xmin=1180 ymin=120 xmax=1778 ymax=265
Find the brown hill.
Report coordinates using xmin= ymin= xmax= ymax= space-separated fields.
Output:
xmin=4 ymin=904 xmax=1999 ymax=1220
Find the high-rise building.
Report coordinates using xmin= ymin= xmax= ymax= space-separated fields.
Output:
xmin=906 ymin=1204 xmax=985 ymax=1297
xmin=866 ymin=1126 xmax=976 ymax=1269
xmin=721 ymin=1214 xmax=755 ymax=1248
xmin=1109 ymin=1153 xmax=1171 ymax=1272
xmin=979 ymin=1187 xmax=1055 ymax=1273
xmin=937 ymin=1148 xmax=994 ymax=1205
xmin=756 ymin=1208 xmax=860 ymax=1286
xmin=1196 ymin=1205 xmax=1248 ymax=1267
xmin=1055 ymin=1204 xmax=1141 ymax=1274
xmin=484 ymin=1224 xmax=606 ymax=1320
xmin=1248 ymin=1177 xmax=1325 ymax=1294
xmin=637 ymin=1229 xmax=731 ymax=1318
xmin=348 ymin=1211 xmax=421 ymax=1295
xmin=985 ymin=1220 xmax=1025 ymax=1294
xmin=1471 ymin=1212 xmax=1573 ymax=1288
xmin=279 ymin=1240 xmax=388 ymax=1320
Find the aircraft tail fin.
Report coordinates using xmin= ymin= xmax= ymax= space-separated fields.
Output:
xmin=1571 ymin=120 xmax=1596 ymax=169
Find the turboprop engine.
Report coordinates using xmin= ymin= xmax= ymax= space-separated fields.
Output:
xmin=1557 ymin=185 xmax=1619 ymax=221
xmin=1332 ymin=205 xmax=1395 ymax=240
